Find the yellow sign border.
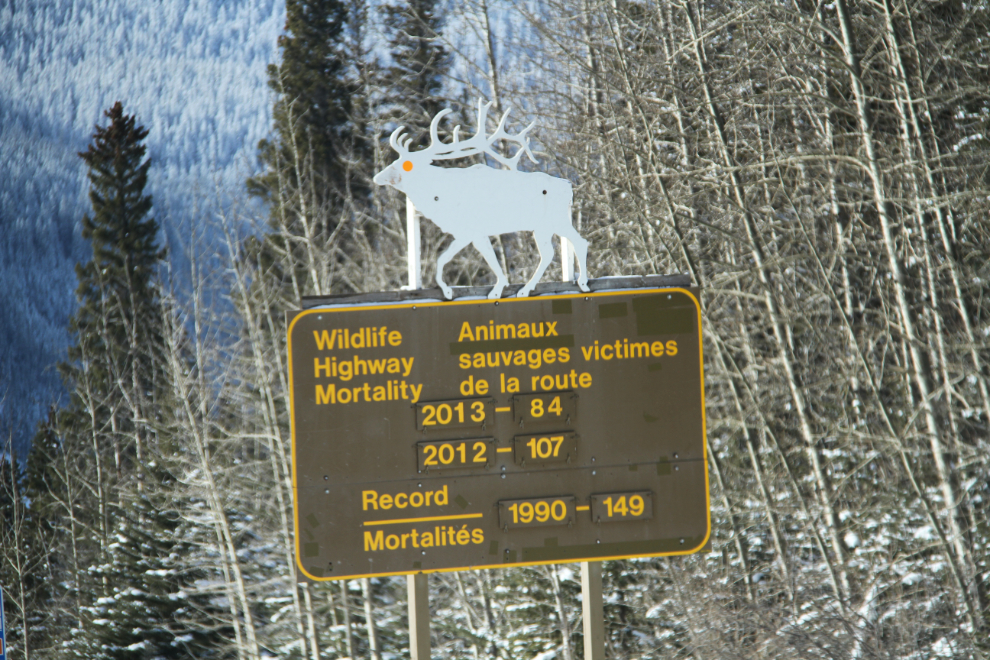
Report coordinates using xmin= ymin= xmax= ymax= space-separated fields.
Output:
xmin=287 ymin=287 xmax=710 ymax=581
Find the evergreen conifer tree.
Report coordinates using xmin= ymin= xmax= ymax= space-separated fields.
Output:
xmin=59 ymin=101 xmax=166 ymax=479
xmin=249 ymin=0 xmax=362 ymax=212
xmin=31 ymin=101 xmax=176 ymax=651
xmin=247 ymin=0 xmax=386 ymax=300
xmin=65 ymin=466 xmax=230 ymax=659
xmin=381 ymin=0 xmax=450 ymax=143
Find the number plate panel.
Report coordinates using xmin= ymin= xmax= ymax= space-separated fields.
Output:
xmin=498 ymin=496 xmax=576 ymax=529
xmin=416 ymin=438 xmax=495 ymax=472
xmin=511 ymin=391 xmax=577 ymax=425
xmin=589 ymin=491 xmax=654 ymax=522
xmin=512 ymin=432 xmax=579 ymax=465
xmin=415 ymin=397 xmax=494 ymax=431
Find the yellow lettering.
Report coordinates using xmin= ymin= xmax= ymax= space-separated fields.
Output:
xmin=666 ymin=340 xmax=678 ymax=356
xmin=364 ymin=530 xmax=383 ymax=551
xmin=395 ymin=493 xmax=408 ymax=508
xmin=458 ymin=322 xmax=474 ymax=342
xmin=557 ymin=347 xmax=570 ymax=363
xmin=388 ymin=330 xmax=402 ymax=346
xmin=313 ymin=329 xmax=336 ymax=350
xmin=316 ymin=384 xmax=335 ymax=405
xmin=527 ymin=349 xmax=542 ymax=369
xmin=496 ymin=324 xmax=516 ymax=339
xmin=459 ymin=354 xmax=471 ymax=369
xmin=314 ymin=357 xmax=332 ymax=378
xmin=362 ymin=491 xmax=378 ymax=511
xmin=630 ymin=342 xmax=650 ymax=358
xmin=379 ymin=494 xmax=393 ymax=509
xmin=579 ymin=372 xmax=592 ymax=388
xmin=435 ymin=485 xmax=448 ymax=506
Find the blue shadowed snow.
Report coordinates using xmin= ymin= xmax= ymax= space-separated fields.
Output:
xmin=0 ymin=0 xmax=284 ymax=455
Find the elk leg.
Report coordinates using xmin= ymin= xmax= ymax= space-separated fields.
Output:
xmin=435 ymin=236 xmax=471 ymax=300
xmin=518 ymin=231 xmax=555 ymax=298
xmin=472 ymin=237 xmax=509 ymax=300
xmin=561 ymin=229 xmax=590 ymax=291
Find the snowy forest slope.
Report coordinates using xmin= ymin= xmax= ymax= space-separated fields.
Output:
xmin=0 ymin=0 xmax=284 ymax=453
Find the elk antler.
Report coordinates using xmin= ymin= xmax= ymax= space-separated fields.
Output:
xmin=394 ymin=100 xmax=538 ymax=170
xmin=389 ymin=126 xmax=413 ymax=156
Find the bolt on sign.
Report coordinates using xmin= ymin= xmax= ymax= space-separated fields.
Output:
xmin=288 ymin=286 xmax=710 ymax=580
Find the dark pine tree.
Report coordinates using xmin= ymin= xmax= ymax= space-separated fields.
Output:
xmin=381 ymin=0 xmax=451 ymax=146
xmin=59 ymin=101 xmax=166 ymax=479
xmin=247 ymin=0 xmax=386 ymax=301
xmin=27 ymin=102 xmax=181 ymax=653
xmin=249 ymin=0 xmax=361 ymax=213
xmin=65 ymin=465 xmax=230 ymax=660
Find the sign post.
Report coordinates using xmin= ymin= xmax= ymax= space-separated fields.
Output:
xmin=581 ymin=561 xmax=604 ymax=660
xmin=407 ymin=573 xmax=430 ymax=660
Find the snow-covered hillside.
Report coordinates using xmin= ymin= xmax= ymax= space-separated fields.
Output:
xmin=0 ymin=0 xmax=284 ymax=455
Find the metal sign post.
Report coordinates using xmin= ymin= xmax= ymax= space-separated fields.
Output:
xmin=407 ymin=573 xmax=430 ymax=660
xmin=581 ymin=561 xmax=604 ymax=660
xmin=404 ymin=197 xmax=422 ymax=291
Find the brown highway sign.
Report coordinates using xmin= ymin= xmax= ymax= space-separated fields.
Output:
xmin=288 ymin=285 xmax=710 ymax=581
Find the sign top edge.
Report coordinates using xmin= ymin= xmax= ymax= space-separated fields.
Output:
xmin=300 ymin=274 xmax=693 ymax=310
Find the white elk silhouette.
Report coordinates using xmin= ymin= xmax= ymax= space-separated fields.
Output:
xmin=373 ymin=100 xmax=590 ymax=299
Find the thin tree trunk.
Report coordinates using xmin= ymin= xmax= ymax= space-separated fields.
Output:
xmin=831 ymin=0 xmax=978 ymax=623
xmin=342 ymin=580 xmax=355 ymax=659
xmin=682 ymin=0 xmax=851 ymax=605
xmin=362 ymin=578 xmax=381 ymax=660
xmin=547 ymin=566 xmax=575 ymax=660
